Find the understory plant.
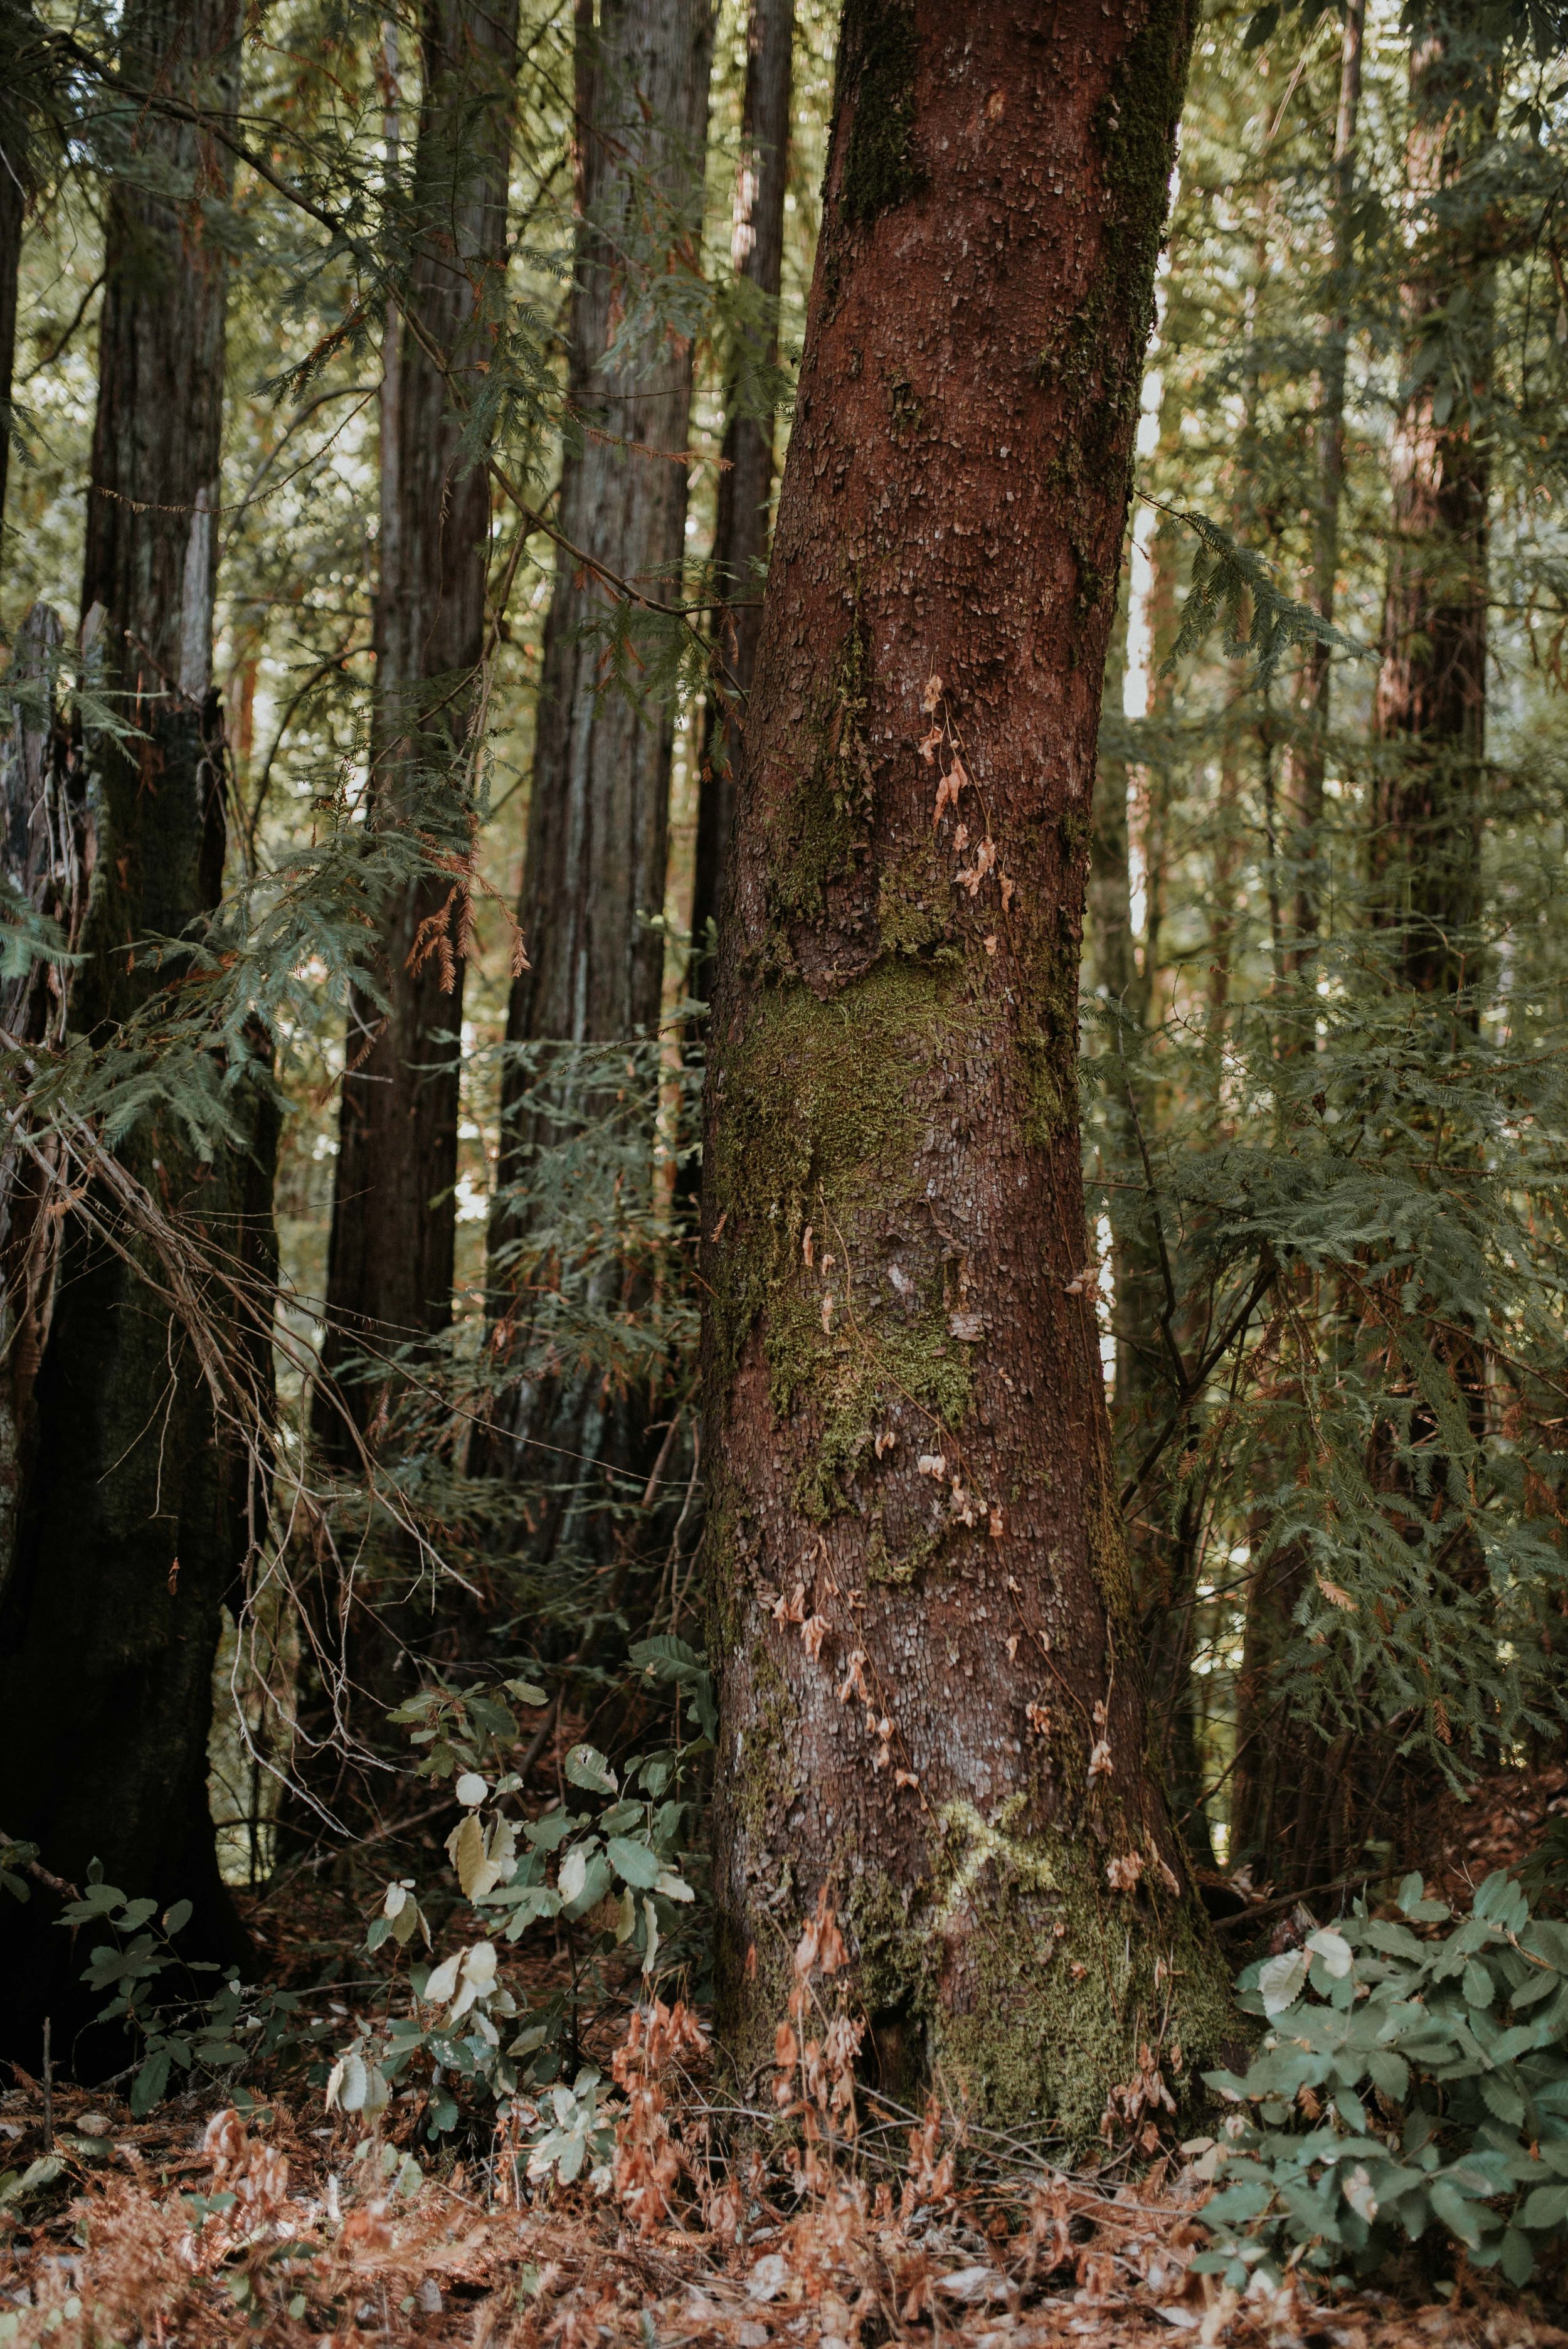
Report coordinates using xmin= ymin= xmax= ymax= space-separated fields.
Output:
xmin=325 ymin=1648 xmax=712 ymax=2175
xmin=1198 ymin=1869 xmax=1568 ymax=2287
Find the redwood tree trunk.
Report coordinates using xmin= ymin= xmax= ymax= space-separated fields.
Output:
xmin=691 ymin=0 xmax=795 ymax=958
xmin=485 ymin=0 xmax=714 ymax=1525
xmin=320 ymin=0 xmax=519 ymax=1433
xmin=1290 ymin=0 xmax=1364 ymax=957
xmin=0 ymin=0 xmax=277 ymax=2074
xmin=702 ymin=0 xmax=1232 ymax=2134
xmin=1370 ymin=7 xmax=1491 ymax=995
xmin=503 ymin=0 xmax=714 ymax=1069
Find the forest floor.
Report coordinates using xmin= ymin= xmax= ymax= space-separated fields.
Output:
xmin=4 ymin=1762 xmax=1567 ymax=2349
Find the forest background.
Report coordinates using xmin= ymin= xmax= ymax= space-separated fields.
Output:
xmin=4 ymin=0 xmax=1568 ymax=2325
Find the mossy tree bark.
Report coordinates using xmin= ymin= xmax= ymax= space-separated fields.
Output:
xmin=691 ymin=0 xmax=795 ymax=958
xmin=485 ymin=0 xmax=714 ymax=1537
xmin=0 ymin=0 xmax=278 ymax=2074
xmin=702 ymin=0 xmax=1234 ymax=2138
xmin=320 ymin=0 xmax=520 ymax=1437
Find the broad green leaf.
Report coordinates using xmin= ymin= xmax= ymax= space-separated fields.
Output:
xmin=606 ymin=1835 xmax=661 ymax=1890
xmin=1428 ymin=2179 xmax=1486 ymax=2247
xmin=1500 ymin=2224 xmax=1535 ymax=2284
xmin=130 ymin=2050 xmax=172 ymax=2115
xmin=564 ymin=1744 xmax=617 ymax=1796
xmin=526 ymin=1808 xmax=573 ymax=1852
xmin=1463 ymin=1959 xmax=1495 ymax=2008
xmin=1365 ymin=2049 xmax=1410 ymax=2099
xmin=1522 ymin=2182 xmax=1568 ymax=2229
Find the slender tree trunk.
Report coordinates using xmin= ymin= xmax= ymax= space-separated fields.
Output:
xmin=0 ymin=605 xmax=87 ymax=1589
xmin=484 ymin=0 xmax=714 ymax=1532
xmin=703 ymin=0 xmax=1232 ymax=2135
xmin=0 ymin=0 xmax=278 ymax=2075
xmin=0 ymin=140 xmax=20 ymax=543
xmin=1291 ymin=0 xmax=1364 ymax=957
xmin=1370 ymin=5 xmax=1492 ymax=995
xmin=502 ymin=0 xmax=715 ymax=1073
xmin=1093 ymin=516 xmax=1215 ymax=1865
xmin=1232 ymin=17 xmax=1496 ymax=1897
xmin=319 ymin=0 xmax=519 ymax=1435
xmin=691 ymin=0 xmax=795 ymax=959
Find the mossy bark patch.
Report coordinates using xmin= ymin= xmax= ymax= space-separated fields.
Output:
xmin=835 ymin=0 xmax=926 ymax=230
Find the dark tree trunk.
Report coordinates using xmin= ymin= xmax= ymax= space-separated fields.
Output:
xmin=319 ymin=0 xmax=520 ymax=1437
xmin=702 ymin=0 xmax=1232 ymax=2137
xmin=0 ymin=137 xmax=20 ymax=541
xmin=1290 ymin=0 xmax=1364 ymax=958
xmin=1090 ymin=533 xmax=1214 ymax=1865
xmin=484 ymin=0 xmax=714 ymax=1532
xmin=0 ymin=0 xmax=278 ymax=2076
xmin=1233 ymin=15 xmax=1495 ymax=1896
xmin=503 ymin=0 xmax=715 ymax=1065
xmin=0 ymin=605 xmax=87 ymax=1588
xmin=690 ymin=0 xmax=795 ymax=960
xmin=1370 ymin=6 xmax=1492 ymax=995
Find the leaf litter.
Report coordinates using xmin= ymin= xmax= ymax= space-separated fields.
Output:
xmin=4 ymin=1887 xmax=1568 ymax=2347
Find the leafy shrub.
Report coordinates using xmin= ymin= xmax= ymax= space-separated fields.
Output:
xmin=1197 ymin=1870 xmax=1568 ymax=2288
xmin=54 ymin=1868 xmax=329 ymax=2114
xmin=327 ymin=1652 xmax=711 ymax=2180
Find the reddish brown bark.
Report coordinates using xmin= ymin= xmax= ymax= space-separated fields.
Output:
xmin=702 ymin=0 xmax=1231 ymax=2132
xmin=320 ymin=0 xmax=519 ymax=1431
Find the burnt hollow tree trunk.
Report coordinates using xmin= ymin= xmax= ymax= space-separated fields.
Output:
xmin=690 ymin=0 xmax=795 ymax=962
xmin=0 ymin=0 xmax=279 ymax=2076
xmin=702 ymin=0 xmax=1233 ymax=2135
xmin=484 ymin=0 xmax=714 ymax=1536
xmin=319 ymin=0 xmax=519 ymax=1438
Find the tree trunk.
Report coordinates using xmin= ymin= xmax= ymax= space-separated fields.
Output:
xmin=0 ymin=605 xmax=87 ymax=1590
xmin=1370 ymin=6 xmax=1491 ymax=995
xmin=691 ymin=0 xmax=795 ymax=960
xmin=484 ymin=0 xmax=714 ymax=1531
xmin=319 ymin=0 xmax=519 ymax=1436
xmin=702 ymin=0 xmax=1233 ymax=2136
xmin=1232 ymin=18 xmax=1496 ymax=1896
xmin=0 ymin=130 xmax=20 ymax=543
xmin=1290 ymin=0 xmax=1364 ymax=957
xmin=502 ymin=0 xmax=714 ymax=1073
xmin=0 ymin=0 xmax=278 ymax=2076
